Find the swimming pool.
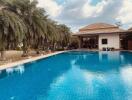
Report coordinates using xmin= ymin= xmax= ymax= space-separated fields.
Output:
xmin=0 ymin=51 xmax=132 ymax=100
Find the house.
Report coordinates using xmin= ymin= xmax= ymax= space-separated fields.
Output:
xmin=73 ymin=23 xmax=132 ymax=50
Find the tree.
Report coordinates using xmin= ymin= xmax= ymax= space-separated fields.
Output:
xmin=57 ymin=24 xmax=71 ymax=49
xmin=0 ymin=0 xmax=27 ymax=60
xmin=0 ymin=0 xmax=72 ymax=60
xmin=45 ymin=19 xmax=60 ymax=50
xmin=11 ymin=0 xmax=47 ymax=56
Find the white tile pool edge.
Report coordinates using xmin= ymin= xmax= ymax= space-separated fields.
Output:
xmin=0 ymin=50 xmax=131 ymax=71
xmin=0 ymin=51 xmax=66 ymax=71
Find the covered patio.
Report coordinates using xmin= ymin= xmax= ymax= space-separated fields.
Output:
xmin=73 ymin=23 xmax=132 ymax=50
xmin=77 ymin=35 xmax=98 ymax=49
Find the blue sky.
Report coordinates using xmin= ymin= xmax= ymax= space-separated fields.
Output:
xmin=90 ymin=0 xmax=102 ymax=5
xmin=55 ymin=0 xmax=64 ymax=4
xmin=55 ymin=0 xmax=101 ymax=5
xmin=38 ymin=0 xmax=132 ymax=32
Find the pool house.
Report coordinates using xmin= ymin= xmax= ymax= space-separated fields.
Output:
xmin=73 ymin=23 xmax=132 ymax=50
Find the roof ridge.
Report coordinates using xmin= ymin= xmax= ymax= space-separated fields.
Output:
xmin=80 ymin=23 xmax=118 ymax=31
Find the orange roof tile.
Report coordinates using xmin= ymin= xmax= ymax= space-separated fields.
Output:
xmin=73 ymin=23 xmax=126 ymax=36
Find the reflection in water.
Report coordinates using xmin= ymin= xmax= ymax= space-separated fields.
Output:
xmin=14 ymin=65 xmax=25 ymax=74
xmin=120 ymin=65 xmax=132 ymax=100
xmin=45 ymin=51 xmax=132 ymax=100
xmin=0 ymin=53 xmax=71 ymax=100
xmin=0 ymin=51 xmax=132 ymax=100
xmin=74 ymin=51 xmax=132 ymax=72
xmin=120 ymin=65 xmax=132 ymax=86
xmin=6 ymin=68 xmax=14 ymax=74
xmin=45 ymin=59 xmax=88 ymax=100
xmin=6 ymin=65 xmax=25 ymax=75
xmin=99 ymin=51 xmax=120 ymax=63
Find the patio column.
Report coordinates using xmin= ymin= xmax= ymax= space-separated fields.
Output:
xmin=78 ymin=36 xmax=83 ymax=48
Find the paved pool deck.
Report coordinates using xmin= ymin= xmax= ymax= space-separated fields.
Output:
xmin=0 ymin=51 xmax=66 ymax=71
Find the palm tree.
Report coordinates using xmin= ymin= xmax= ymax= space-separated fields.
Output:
xmin=31 ymin=8 xmax=48 ymax=54
xmin=0 ymin=0 xmax=27 ymax=60
xmin=45 ymin=19 xmax=60 ymax=50
xmin=57 ymin=24 xmax=71 ymax=49
xmin=0 ymin=0 xmax=72 ymax=60
xmin=43 ymin=21 xmax=71 ymax=51
xmin=11 ymin=0 xmax=47 ymax=56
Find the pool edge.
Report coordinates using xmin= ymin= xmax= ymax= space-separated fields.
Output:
xmin=0 ymin=51 xmax=67 ymax=71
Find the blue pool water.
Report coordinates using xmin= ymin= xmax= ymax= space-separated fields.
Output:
xmin=0 ymin=51 xmax=132 ymax=100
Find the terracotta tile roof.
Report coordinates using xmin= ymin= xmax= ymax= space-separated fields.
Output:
xmin=73 ymin=23 xmax=126 ymax=36
xmin=73 ymin=28 xmax=125 ymax=36
xmin=126 ymin=28 xmax=132 ymax=34
xmin=79 ymin=23 xmax=118 ymax=31
xmin=128 ymin=27 xmax=132 ymax=30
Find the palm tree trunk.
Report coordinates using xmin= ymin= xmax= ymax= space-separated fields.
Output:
xmin=22 ymin=39 xmax=29 ymax=57
xmin=22 ymin=50 xmax=29 ymax=57
xmin=0 ymin=48 xmax=6 ymax=61
xmin=53 ymin=42 xmax=56 ymax=51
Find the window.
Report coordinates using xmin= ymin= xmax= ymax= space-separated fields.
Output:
xmin=102 ymin=39 xmax=107 ymax=44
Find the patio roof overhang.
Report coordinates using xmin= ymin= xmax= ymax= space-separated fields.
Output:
xmin=72 ymin=23 xmax=132 ymax=37
xmin=72 ymin=30 xmax=132 ymax=37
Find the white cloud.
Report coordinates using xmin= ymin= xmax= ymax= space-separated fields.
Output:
xmin=56 ymin=0 xmax=123 ymax=31
xmin=37 ymin=0 xmax=62 ymax=17
xmin=116 ymin=0 xmax=132 ymax=25
xmin=82 ymin=0 xmax=107 ymax=18
xmin=37 ymin=0 xmax=132 ymax=31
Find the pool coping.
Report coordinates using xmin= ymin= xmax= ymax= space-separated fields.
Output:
xmin=0 ymin=50 xmax=131 ymax=71
xmin=0 ymin=51 xmax=66 ymax=71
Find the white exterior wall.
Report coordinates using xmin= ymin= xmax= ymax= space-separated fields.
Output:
xmin=99 ymin=34 xmax=120 ymax=50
